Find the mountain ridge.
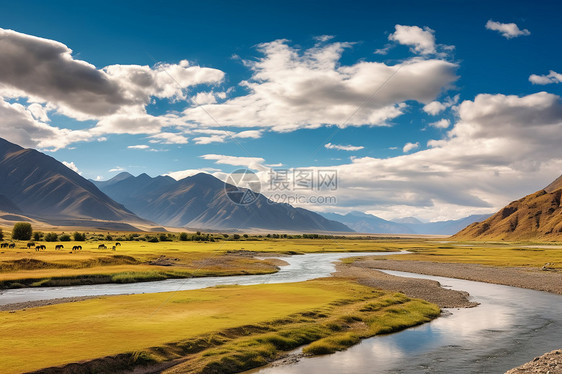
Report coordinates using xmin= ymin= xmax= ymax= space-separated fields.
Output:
xmin=453 ymin=174 xmax=562 ymax=240
xmin=0 ymin=137 xmax=149 ymax=226
xmin=93 ymin=172 xmax=353 ymax=232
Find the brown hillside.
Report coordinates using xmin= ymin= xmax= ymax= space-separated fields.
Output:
xmin=453 ymin=182 xmax=562 ymax=241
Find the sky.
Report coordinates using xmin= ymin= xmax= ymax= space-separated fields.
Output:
xmin=0 ymin=0 xmax=561 ymax=221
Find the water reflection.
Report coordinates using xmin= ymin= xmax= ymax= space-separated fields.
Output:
xmin=251 ymin=270 xmax=562 ymax=374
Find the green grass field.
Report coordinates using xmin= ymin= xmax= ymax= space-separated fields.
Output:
xmin=0 ymin=278 xmax=439 ymax=374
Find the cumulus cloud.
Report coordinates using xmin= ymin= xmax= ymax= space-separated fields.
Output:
xmin=0 ymin=28 xmax=224 ymax=148
xmin=62 ymin=161 xmax=81 ymax=174
xmin=182 ymin=39 xmax=458 ymax=132
xmin=402 ymin=142 xmax=419 ymax=152
xmin=149 ymin=132 xmax=189 ymax=144
xmin=423 ymin=94 xmax=459 ymax=115
xmin=325 ymin=142 xmax=364 ymax=151
xmin=233 ymin=92 xmax=562 ymax=221
xmin=485 ymin=20 xmax=530 ymax=38
xmin=529 ymin=70 xmax=562 ymax=85
xmin=388 ymin=25 xmax=436 ymax=55
xmin=428 ymin=118 xmax=450 ymax=128
xmin=201 ymin=154 xmax=267 ymax=171
xmin=0 ymin=98 xmax=94 ymax=150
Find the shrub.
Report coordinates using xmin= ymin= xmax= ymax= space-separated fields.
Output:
xmin=179 ymin=232 xmax=189 ymax=241
xmin=106 ymin=234 xmax=113 ymax=241
xmin=233 ymin=234 xmax=241 ymax=240
xmin=33 ymin=232 xmax=42 ymax=241
xmin=147 ymin=236 xmax=159 ymax=243
xmin=44 ymin=233 xmax=58 ymax=242
xmin=223 ymin=234 xmax=229 ymax=238
xmin=59 ymin=234 xmax=71 ymax=241
xmin=73 ymin=232 xmax=86 ymax=241
xmin=159 ymin=233 xmax=172 ymax=242
xmin=12 ymin=222 xmax=32 ymax=240
xmin=243 ymin=234 xmax=249 ymax=238
xmin=0 ymin=228 xmax=3 ymax=241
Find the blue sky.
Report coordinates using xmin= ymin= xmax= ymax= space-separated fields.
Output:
xmin=1 ymin=0 xmax=561 ymax=220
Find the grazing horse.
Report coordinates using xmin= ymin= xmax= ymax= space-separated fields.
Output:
xmin=72 ymin=245 xmax=83 ymax=251
xmin=35 ymin=245 xmax=46 ymax=251
xmin=55 ymin=244 xmax=64 ymax=250
xmin=8 ymin=243 xmax=15 ymax=248
xmin=27 ymin=242 xmax=35 ymax=249
xmin=112 ymin=246 xmax=116 ymax=250
xmin=0 ymin=243 xmax=7 ymax=248
xmin=115 ymin=242 xmax=121 ymax=247
xmin=98 ymin=244 xmax=107 ymax=249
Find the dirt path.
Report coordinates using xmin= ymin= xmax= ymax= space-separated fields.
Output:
xmin=0 ymin=296 xmax=100 ymax=311
xmin=348 ymin=258 xmax=562 ymax=295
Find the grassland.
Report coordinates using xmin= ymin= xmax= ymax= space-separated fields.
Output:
xmin=0 ymin=278 xmax=439 ymax=374
xmin=0 ymin=237 xmax=399 ymax=289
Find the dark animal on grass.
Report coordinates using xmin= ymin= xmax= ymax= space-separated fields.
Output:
xmin=55 ymin=245 xmax=64 ymax=250
xmin=72 ymin=245 xmax=83 ymax=251
xmin=8 ymin=243 xmax=15 ymax=248
xmin=27 ymin=242 xmax=35 ymax=249
xmin=115 ymin=242 xmax=121 ymax=247
xmin=98 ymin=244 xmax=107 ymax=249
xmin=0 ymin=243 xmax=7 ymax=248
xmin=112 ymin=246 xmax=116 ymax=251
xmin=35 ymin=245 xmax=46 ymax=251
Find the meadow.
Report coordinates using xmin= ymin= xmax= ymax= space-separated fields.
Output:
xmin=0 ymin=278 xmax=439 ymax=373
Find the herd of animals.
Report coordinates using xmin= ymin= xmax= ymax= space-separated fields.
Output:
xmin=0 ymin=242 xmax=122 ymax=251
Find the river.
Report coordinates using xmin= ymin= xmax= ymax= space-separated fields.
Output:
xmin=1 ymin=252 xmax=560 ymax=373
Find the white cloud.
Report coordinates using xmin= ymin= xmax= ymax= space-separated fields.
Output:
xmin=193 ymin=134 xmax=227 ymax=144
xmin=198 ymin=92 xmax=562 ymax=221
xmin=127 ymin=144 xmax=150 ymax=149
xmin=62 ymin=161 xmax=81 ymax=174
xmin=428 ymin=118 xmax=450 ymax=129
xmin=325 ymin=142 xmax=364 ymax=151
xmin=0 ymin=98 xmax=95 ymax=150
xmin=233 ymin=130 xmax=263 ymax=139
xmin=165 ymin=168 xmax=222 ymax=181
xmin=485 ymin=20 xmax=530 ymax=39
xmin=149 ymin=132 xmax=189 ymax=144
xmin=402 ymin=142 xmax=419 ymax=152
xmin=182 ymin=39 xmax=458 ymax=132
xmin=423 ymin=94 xmax=459 ymax=115
xmin=388 ymin=25 xmax=436 ymax=55
xmin=201 ymin=154 xmax=267 ymax=171
xmin=95 ymin=176 xmax=103 ymax=181
xmin=529 ymin=70 xmax=562 ymax=85
xmin=109 ymin=166 xmax=126 ymax=172
xmin=0 ymin=28 xmax=224 ymax=149
xmin=423 ymin=101 xmax=447 ymax=115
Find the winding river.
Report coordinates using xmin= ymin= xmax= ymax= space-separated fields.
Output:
xmin=1 ymin=252 xmax=561 ymax=373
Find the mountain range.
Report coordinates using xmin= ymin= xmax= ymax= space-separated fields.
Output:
xmin=0 ymin=138 xmax=147 ymax=229
xmin=454 ymin=176 xmax=562 ymax=241
xmin=92 ymin=172 xmax=351 ymax=232
xmin=320 ymin=211 xmax=491 ymax=235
